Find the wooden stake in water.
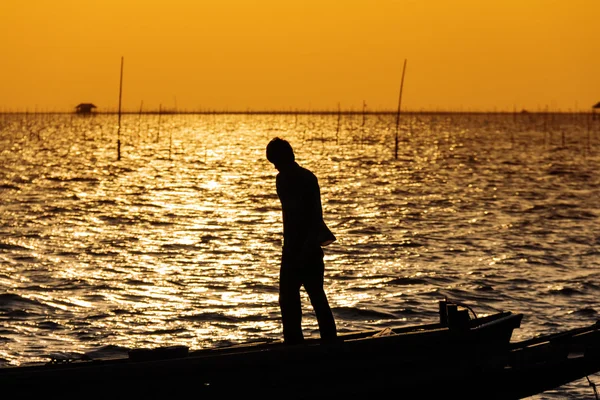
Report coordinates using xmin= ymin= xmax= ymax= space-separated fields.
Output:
xmin=117 ymin=56 xmax=124 ymax=161
xmin=394 ymin=59 xmax=407 ymax=159
xmin=336 ymin=102 xmax=341 ymax=145
xmin=587 ymin=112 xmax=592 ymax=153
xmin=156 ymin=104 xmax=162 ymax=143
xmin=169 ymin=116 xmax=173 ymax=160
xmin=136 ymin=100 xmax=143 ymax=143
xmin=361 ymin=100 xmax=366 ymax=148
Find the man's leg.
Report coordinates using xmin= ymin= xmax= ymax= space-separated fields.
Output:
xmin=303 ymin=250 xmax=337 ymax=341
xmin=279 ymin=261 xmax=304 ymax=344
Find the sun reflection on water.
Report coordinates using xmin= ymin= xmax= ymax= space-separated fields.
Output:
xmin=0 ymin=111 xmax=598 ymax=394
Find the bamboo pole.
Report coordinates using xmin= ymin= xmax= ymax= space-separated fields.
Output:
xmin=336 ymin=102 xmax=341 ymax=145
xmin=169 ymin=114 xmax=173 ymax=160
xmin=136 ymin=100 xmax=143 ymax=143
xmin=361 ymin=100 xmax=366 ymax=147
xmin=156 ymin=104 xmax=162 ymax=143
xmin=587 ymin=112 xmax=592 ymax=153
xmin=117 ymin=56 xmax=124 ymax=161
xmin=394 ymin=59 xmax=407 ymax=159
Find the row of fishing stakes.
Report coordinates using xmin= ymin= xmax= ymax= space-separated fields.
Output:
xmin=114 ymin=57 xmax=408 ymax=161
xmin=110 ymin=56 xmax=594 ymax=160
xmin=115 ymin=57 xmax=174 ymax=161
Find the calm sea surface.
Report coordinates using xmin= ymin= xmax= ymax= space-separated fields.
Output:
xmin=1 ymin=112 xmax=599 ymax=398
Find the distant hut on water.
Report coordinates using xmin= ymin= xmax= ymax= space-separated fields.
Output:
xmin=593 ymin=101 xmax=600 ymax=120
xmin=75 ymin=103 xmax=97 ymax=114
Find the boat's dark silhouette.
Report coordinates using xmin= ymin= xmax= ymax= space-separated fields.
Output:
xmin=1 ymin=301 xmax=598 ymax=399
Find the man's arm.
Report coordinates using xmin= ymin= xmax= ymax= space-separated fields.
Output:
xmin=304 ymin=173 xmax=324 ymax=243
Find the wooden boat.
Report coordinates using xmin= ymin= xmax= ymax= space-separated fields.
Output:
xmin=1 ymin=301 xmax=598 ymax=399
xmin=477 ymin=320 xmax=600 ymax=399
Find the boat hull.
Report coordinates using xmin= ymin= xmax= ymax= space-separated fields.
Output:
xmin=1 ymin=311 xmax=523 ymax=398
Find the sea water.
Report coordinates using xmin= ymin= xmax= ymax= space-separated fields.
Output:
xmin=1 ymin=112 xmax=599 ymax=398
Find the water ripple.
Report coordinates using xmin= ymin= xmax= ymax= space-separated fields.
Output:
xmin=1 ymin=113 xmax=599 ymax=397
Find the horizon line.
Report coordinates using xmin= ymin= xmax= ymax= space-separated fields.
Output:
xmin=1 ymin=108 xmax=598 ymax=115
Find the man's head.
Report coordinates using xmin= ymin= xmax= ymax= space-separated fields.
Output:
xmin=266 ymin=137 xmax=295 ymax=170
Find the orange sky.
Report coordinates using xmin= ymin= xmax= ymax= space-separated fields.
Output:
xmin=1 ymin=0 xmax=598 ymax=112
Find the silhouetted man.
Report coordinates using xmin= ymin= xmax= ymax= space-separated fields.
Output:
xmin=266 ymin=137 xmax=337 ymax=345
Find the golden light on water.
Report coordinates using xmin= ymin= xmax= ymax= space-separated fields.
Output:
xmin=201 ymin=180 xmax=220 ymax=191
xmin=1 ymin=110 xmax=599 ymax=386
xmin=65 ymin=297 xmax=94 ymax=309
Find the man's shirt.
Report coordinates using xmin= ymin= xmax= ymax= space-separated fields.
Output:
xmin=276 ymin=162 xmax=323 ymax=255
